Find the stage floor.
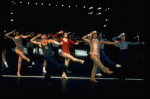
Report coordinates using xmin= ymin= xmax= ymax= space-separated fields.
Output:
xmin=2 ymin=53 xmax=147 ymax=96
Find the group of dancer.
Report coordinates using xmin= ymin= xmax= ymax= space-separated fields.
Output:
xmin=3 ymin=30 xmax=145 ymax=83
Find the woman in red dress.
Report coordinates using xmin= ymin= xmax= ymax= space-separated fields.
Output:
xmin=54 ymin=30 xmax=84 ymax=70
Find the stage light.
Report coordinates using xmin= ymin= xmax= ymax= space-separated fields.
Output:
xmin=69 ymin=5 xmax=71 ymax=8
xmin=11 ymin=12 xmax=13 ymax=14
xmin=105 ymin=19 xmax=109 ymax=21
xmin=4 ymin=30 xmax=6 ymax=33
xmin=89 ymin=7 xmax=93 ymax=9
xmin=35 ymin=3 xmax=37 ymax=5
xmin=97 ymin=7 xmax=101 ymax=10
xmin=76 ymin=5 xmax=77 ymax=7
xmin=88 ymin=12 xmax=93 ymax=15
xmin=62 ymin=4 xmax=64 ymax=6
xmin=49 ymin=4 xmax=51 ymax=6
xmin=11 ymin=1 xmax=14 ymax=3
xmin=27 ymin=2 xmax=30 ymax=4
xmin=96 ymin=12 xmax=101 ymax=15
xmin=11 ymin=19 xmax=13 ymax=22
xmin=20 ymin=1 xmax=22 ymax=3
xmin=104 ymin=9 xmax=107 ymax=11
xmin=41 ymin=3 xmax=43 ymax=5
xmin=56 ymin=5 xmax=57 ymax=6
xmin=83 ymin=6 xmax=85 ymax=8
xmin=108 ymin=7 xmax=110 ymax=10
xmin=104 ymin=25 xmax=107 ymax=27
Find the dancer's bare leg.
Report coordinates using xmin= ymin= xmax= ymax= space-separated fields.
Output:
xmin=15 ymin=49 xmax=30 ymax=62
xmin=17 ymin=55 xmax=22 ymax=76
xmin=62 ymin=52 xmax=84 ymax=64
xmin=64 ymin=58 xmax=70 ymax=68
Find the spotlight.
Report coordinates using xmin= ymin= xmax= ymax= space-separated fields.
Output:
xmin=105 ymin=19 xmax=109 ymax=21
xmin=35 ymin=3 xmax=37 ymax=5
xmin=20 ymin=1 xmax=22 ymax=3
xmin=104 ymin=25 xmax=107 ymax=27
xmin=76 ymin=5 xmax=77 ymax=7
xmin=108 ymin=7 xmax=110 ymax=9
xmin=89 ymin=7 xmax=93 ymax=9
xmin=62 ymin=4 xmax=64 ymax=6
xmin=4 ymin=30 xmax=6 ymax=33
xmin=97 ymin=7 xmax=101 ymax=10
xmin=96 ymin=12 xmax=101 ymax=15
xmin=11 ymin=19 xmax=13 ymax=22
xmin=88 ymin=12 xmax=93 ymax=15
xmin=69 ymin=5 xmax=71 ymax=8
xmin=83 ymin=6 xmax=85 ymax=8
xmin=56 ymin=5 xmax=57 ymax=6
xmin=11 ymin=12 xmax=13 ymax=14
xmin=27 ymin=2 xmax=30 ymax=4
xmin=41 ymin=3 xmax=43 ymax=5
xmin=104 ymin=9 xmax=107 ymax=11
xmin=49 ymin=4 xmax=51 ymax=6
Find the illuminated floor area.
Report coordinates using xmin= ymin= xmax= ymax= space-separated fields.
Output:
xmin=2 ymin=52 xmax=147 ymax=96
xmin=2 ymin=76 xmax=146 ymax=96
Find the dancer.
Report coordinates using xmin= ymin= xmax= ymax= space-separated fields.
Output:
xmin=54 ymin=30 xmax=84 ymax=71
xmin=2 ymin=36 xmax=9 ymax=70
xmin=82 ymin=31 xmax=118 ymax=83
xmin=30 ymin=33 xmax=68 ymax=84
xmin=96 ymin=32 xmax=121 ymax=76
xmin=5 ymin=30 xmax=34 ymax=76
xmin=112 ymin=33 xmax=145 ymax=81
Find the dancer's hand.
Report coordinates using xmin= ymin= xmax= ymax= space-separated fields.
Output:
xmin=37 ymin=34 xmax=42 ymax=37
xmin=75 ymin=42 xmax=79 ymax=45
xmin=60 ymin=42 xmax=63 ymax=45
xmin=114 ymin=41 xmax=118 ymax=44
xmin=59 ymin=30 xmax=64 ymax=34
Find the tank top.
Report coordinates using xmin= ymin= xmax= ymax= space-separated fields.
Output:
xmin=41 ymin=41 xmax=53 ymax=57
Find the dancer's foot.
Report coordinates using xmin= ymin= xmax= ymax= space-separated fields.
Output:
xmin=102 ymin=67 xmax=113 ymax=74
xmin=96 ymin=73 xmax=103 ymax=77
xmin=17 ymin=72 xmax=21 ymax=76
xmin=43 ymin=68 xmax=46 ymax=73
xmin=116 ymin=64 xmax=121 ymax=68
xmin=62 ymin=74 xmax=68 ymax=79
xmin=90 ymin=79 xmax=98 ymax=83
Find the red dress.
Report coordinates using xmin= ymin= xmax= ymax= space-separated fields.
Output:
xmin=54 ymin=33 xmax=76 ymax=54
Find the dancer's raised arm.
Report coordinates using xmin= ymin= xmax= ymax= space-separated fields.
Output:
xmin=5 ymin=30 xmax=15 ymax=40
xmin=100 ymin=40 xmax=118 ymax=45
xmin=82 ymin=32 xmax=93 ymax=43
xmin=30 ymin=34 xmax=42 ymax=46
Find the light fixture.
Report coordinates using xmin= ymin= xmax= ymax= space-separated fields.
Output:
xmin=11 ymin=12 xmax=13 ymax=14
xmin=35 ymin=3 xmax=37 ymax=5
xmin=105 ymin=19 xmax=109 ymax=21
xmin=89 ymin=7 xmax=93 ymax=9
xmin=108 ymin=7 xmax=110 ymax=10
xmin=83 ymin=6 xmax=85 ymax=8
xmin=11 ymin=19 xmax=13 ymax=22
xmin=76 ymin=5 xmax=77 ymax=7
xmin=97 ymin=7 xmax=101 ymax=10
xmin=4 ymin=30 xmax=6 ymax=33
xmin=88 ymin=12 xmax=93 ymax=14
xmin=96 ymin=12 xmax=101 ymax=15
xmin=41 ymin=3 xmax=43 ymax=5
xmin=69 ymin=5 xmax=71 ymax=8
xmin=20 ymin=1 xmax=22 ymax=3
xmin=49 ymin=4 xmax=51 ymax=6
xmin=62 ymin=4 xmax=64 ymax=6
xmin=104 ymin=25 xmax=107 ymax=27
xmin=56 ymin=5 xmax=57 ymax=6
xmin=27 ymin=2 xmax=30 ymax=4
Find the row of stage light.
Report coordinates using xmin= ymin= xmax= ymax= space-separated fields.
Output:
xmin=9 ymin=1 xmax=110 ymax=27
xmin=11 ymin=1 xmax=110 ymax=15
